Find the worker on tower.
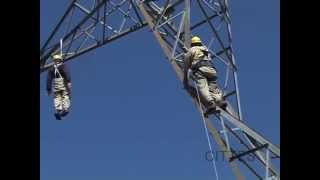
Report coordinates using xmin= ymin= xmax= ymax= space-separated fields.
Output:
xmin=183 ymin=36 xmax=227 ymax=116
xmin=47 ymin=54 xmax=72 ymax=120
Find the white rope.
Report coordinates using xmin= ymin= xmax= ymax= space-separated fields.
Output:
xmin=194 ymin=84 xmax=220 ymax=180
xmin=60 ymin=38 xmax=63 ymax=57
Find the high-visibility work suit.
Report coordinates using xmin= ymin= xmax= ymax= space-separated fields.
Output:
xmin=184 ymin=45 xmax=224 ymax=109
xmin=47 ymin=63 xmax=71 ymax=118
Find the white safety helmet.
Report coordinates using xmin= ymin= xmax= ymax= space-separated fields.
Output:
xmin=52 ymin=54 xmax=63 ymax=62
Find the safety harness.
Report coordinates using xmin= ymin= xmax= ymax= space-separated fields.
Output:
xmin=54 ymin=63 xmax=63 ymax=79
xmin=189 ymin=47 xmax=218 ymax=83
xmin=190 ymin=47 xmax=213 ymax=70
xmin=191 ymin=60 xmax=213 ymax=71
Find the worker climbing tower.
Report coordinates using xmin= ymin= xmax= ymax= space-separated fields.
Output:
xmin=40 ymin=0 xmax=280 ymax=179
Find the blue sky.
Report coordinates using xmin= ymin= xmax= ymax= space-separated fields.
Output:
xmin=40 ymin=0 xmax=279 ymax=179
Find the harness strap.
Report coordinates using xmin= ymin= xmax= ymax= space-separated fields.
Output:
xmin=191 ymin=60 xmax=214 ymax=72
xmin=54 ymin=64 xmax=63 ymax=79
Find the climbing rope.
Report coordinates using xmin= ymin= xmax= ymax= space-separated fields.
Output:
xmin=194 ymin=84 xmax=220 ymax=180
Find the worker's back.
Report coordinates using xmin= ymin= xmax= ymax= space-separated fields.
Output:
xmin=189 ymin=45 xmax=210 ymax=66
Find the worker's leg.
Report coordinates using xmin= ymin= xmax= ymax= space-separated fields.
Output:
xmin=53 ymin=92 xmax=63 ymax=120
xmin=198 ymin=66 xmax=220 ymax=99
xmin=208 ymin=82 xmax=223 ymax=102
xmin=194 ymin=71 xmax=214 ymax=106
xmin=53 ymin=78 xmax=67 ymax=120
xmin=54 ymin=92 xmax=63 ymax=111
xmin=199 ymin=66 xmax=227 ymax=111
xmin=203 ymin=67 xmax=227 ymax=109
xmin=61 ymin=90 xmax=70 ymax=116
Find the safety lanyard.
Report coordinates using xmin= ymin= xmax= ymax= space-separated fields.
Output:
xmin=54 ymin=64 xmax=63 ymax=79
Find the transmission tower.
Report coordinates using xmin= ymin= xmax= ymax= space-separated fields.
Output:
xmin=40 ymin=0 xmax=280 ymax=179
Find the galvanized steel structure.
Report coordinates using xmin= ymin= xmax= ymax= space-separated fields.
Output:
xmin=40 ymin=0 xmax=280 ymax=179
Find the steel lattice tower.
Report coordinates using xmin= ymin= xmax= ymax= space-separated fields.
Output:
xmin=40 ymin=1 xmax=280 ymax=179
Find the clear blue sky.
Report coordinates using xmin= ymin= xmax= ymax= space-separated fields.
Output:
xmin=40 ymin=0 xmax=279 ymax=179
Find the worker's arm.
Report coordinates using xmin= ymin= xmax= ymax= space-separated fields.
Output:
xmin=205 ymin=46 xmax=213 ymax=60
xmin=46 ymin=68 xmax=53 ymax=95
xmin=61 ymin=64 xmax=71 ymax=83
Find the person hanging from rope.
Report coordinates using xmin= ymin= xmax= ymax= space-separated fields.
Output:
xmin=183 ymin=36 xmax=227 ymax=116
xmin=47 ymin=54 xmax=72 ymax=120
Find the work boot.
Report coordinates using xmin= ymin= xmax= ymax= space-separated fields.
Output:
xmin=60 ymin=110 xmax=69 ymax=117
xmin=217 ymin=100 xmax=228 ymax=111
xmin=204 ymin=102 xmax=220 ymax=118
xmin=54 ymin=110 xmax=63 ymax=120
xmin=54 ymin=113 xmax=62 ymax=120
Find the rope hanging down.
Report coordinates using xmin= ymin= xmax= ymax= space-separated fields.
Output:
xmin=194 ymin=83 xmax=220 ymax=180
